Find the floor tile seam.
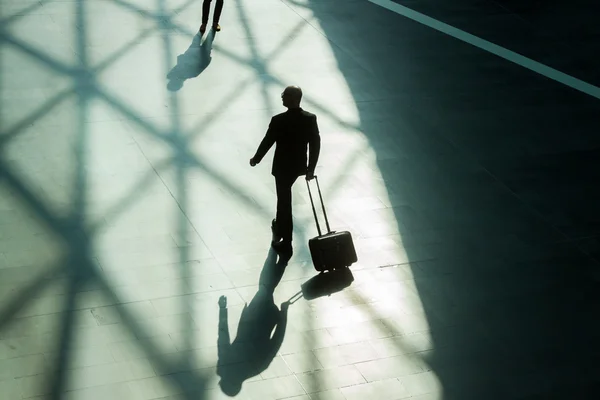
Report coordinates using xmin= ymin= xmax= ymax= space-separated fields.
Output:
xmin=94 ymin=266 xmax=226 ymax=279
xmin=57 ymin=370 xmax=170 ymax=397
xmin=176 ymin=335 xmax=336 ymax=356
xmin=118 ymin=362 xmax=312 ymax=393
xmin=127 ymin=134 xmax=218 ymax=264
xmin=309 ymin=374 xmax=414 ymax=397
xmin=5 ymin=288 xmax=240 ymax=321
xmin=294 ymin=366 xmax=368 ymax=393
xmin=96 ymin=267 xmax=233 ymax=283
xmin=0 ymin=366 xmax=49 ymax=382
xmin=17 ymin=354 xmax=118 ymax=376
xmin=300 ymin=316 xmax=419 ymax=337
xmin=341 ymin=369 xmax=432 ymax=389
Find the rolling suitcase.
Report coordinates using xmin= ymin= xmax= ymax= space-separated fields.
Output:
xmin=306 ymin=176 xmax=358 ymax=272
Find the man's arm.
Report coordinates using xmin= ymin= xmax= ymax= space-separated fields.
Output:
xmin=306 ymin=115 xmax=321 ymax=178
xmin=216 ymin=296 xmax=230 ymax=375
xmin=250 ymin=118 xmax=277 ymax=165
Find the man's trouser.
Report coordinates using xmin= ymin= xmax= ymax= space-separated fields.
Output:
xmin=202 ymin=0 xmax=223 ymax=25
xmin=274 ymin=174 xmax=299 ymax=243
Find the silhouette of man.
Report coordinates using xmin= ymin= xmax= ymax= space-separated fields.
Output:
xmin=217 ymin=293 xmax=289 ymax=396
xmin=166 ymin=32 xmax=214 ymax=91
xmin=199 ymin=0 xmax=223 ymax=34
xmin=249 ymin=86 xmax=321 ymax=254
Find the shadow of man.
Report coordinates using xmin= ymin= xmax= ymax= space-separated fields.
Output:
xmin=167 ymin=31 xmax=215 ymax=92
xmin=216 ymin=248 xmax=291 ymax=396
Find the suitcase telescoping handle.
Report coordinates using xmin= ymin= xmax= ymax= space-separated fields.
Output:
xmin=306 ymin=175 xmax=331 ymax=236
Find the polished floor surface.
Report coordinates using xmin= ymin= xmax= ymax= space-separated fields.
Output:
xmin=1 ymin=0 xmax=600 ymax=399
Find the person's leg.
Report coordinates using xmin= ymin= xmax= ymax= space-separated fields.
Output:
xmin=200 ymin=0 xmax=211 ymax=32
xmin=202 ymin=0 xmax=212 ymax=23
xmin=213 ymin=0 xmax=224 ymax=30
xmin=275 ymin=175 xmax=297 ymax=246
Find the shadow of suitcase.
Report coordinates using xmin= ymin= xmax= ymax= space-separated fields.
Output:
xmin=306 ymin=176 xmax=358 ymax=272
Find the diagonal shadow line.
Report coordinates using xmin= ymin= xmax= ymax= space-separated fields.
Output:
xmin=181 ymin=25 xmax=312 ymax=138
xmin=88 ymin=159 xmax=172 ymax=233
xmin=3 ymin=0 xmax=380 ymax=396
xmin=152 ymin=11 xmax=282 ymax=143
xmin=0 ymin=158 xmax=72 ymax=239
xmin=2 ymin=0 xmax=356 ymax=154
xmin=109 ymin=0 xmax=195 ymax=35
xmin=1 ymin=161 xmax=204 ymax=397
xmin=96 ymin=83 xmax=260 ymax=212
xmin=281 ymin=0 xmax=316 ymax=9
xmin=318 ymin=142 xmax=371 ymax=203
xmin=183 ymin=72 xmax=268 ymax=143
xmin=93 ymin=269 xmax=207 ymax=399
xmin=4 ymin=0 xmax=359 ymax=142
xmin=170 ymin=0 xmax=200 ymax=15
xmin=1 ymin=3 xmax=190 ymax=102
xmin=151 ymin=13 xmax=314 ymax=145
xmin=292 ymin=143 xmax=370 ymax=232
xmin=0 ymin=86 xmax=75 ymax=148
xmin=351 ymin=289 xmax=427 ymax=356
xmin=177 ymin=152 xmax=272 ymax=219
xmin=70 ymin=0 xmax=90 ymax=221
xmin=92 ymin=26 xmax=162 ymax=74
xmin=0 ymin=31 xmax=76 ymax=77
xmin=0 ymin=261 xmax=65 ymax=333
xmin=263 ymin=15 xmax=312 ymax=61
xmin=233 ymin=0 xmax=275 ymax=116
xmin=0 ymin=128 xmax=204 ymax=398
xmin=47 ymin=272 xmax=81 ymax=400
xmin=94 ymin=0 xmax=198 ymax=74
xmin=2 ymin=10 xmax=352 ymax=400
xmin=111 ymin=0 xmax=323 ymax=114
xmin=156 ymin=0 xmax=198 ymax=367
xmin=181 ymin=19 xmax=313 ymax=142
xmin=206 ymin=41 xmax=362 ymax=131
xmin=0 ymin=0 xmax=50 ymax=26
xmin=182 ymin=61 xmax=360 ymax=148
xmin=94 ymin=86 xmax=174 ymax=142
xmin=94 ymin=87 xmax=273 ymax=218
xmin=0 ymin=1 xmax=360 ymax=254
xmin=7 ymin=0 xmax=355 ymax=300
xmin=47 ymin=0 xmax=93 ymax=392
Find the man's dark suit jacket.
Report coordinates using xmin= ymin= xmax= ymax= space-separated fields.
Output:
xmin=253 ymin=108 xmax=321 ymax=177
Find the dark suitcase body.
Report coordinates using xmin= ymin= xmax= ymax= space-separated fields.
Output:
xmin=306 ymin=177 xmax=358 ymax=271
xmin=309 ymin=231 xmax=357 ymax=271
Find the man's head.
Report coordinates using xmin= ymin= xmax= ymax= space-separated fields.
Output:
xmin=281 ymin=85 xmax=302 ymax=108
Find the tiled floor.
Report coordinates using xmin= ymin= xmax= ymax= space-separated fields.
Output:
xmin=1 ymin=0 xmax=600 ymax=399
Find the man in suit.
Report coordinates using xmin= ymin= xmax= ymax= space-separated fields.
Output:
xmin=250 ymin=86 xmax=321 ymax=255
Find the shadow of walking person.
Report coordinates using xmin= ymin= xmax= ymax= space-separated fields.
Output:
xmin=216 ymin=248 xmax=292 ymax=396
xmin=167 ymin=31 xmax=214 ymax=92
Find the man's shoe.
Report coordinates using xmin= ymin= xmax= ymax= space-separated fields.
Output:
xmin=272 ymin=240 xmax=292 ymax=255
xmin=213 ymin=24 xmax=221 ymax=32
xmin=199 ymin=23 xmax=207 ymax=34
